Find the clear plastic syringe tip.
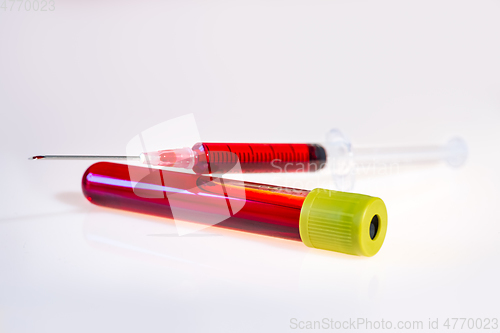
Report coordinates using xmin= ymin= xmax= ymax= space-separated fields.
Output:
xmin=140 ymin=147 xmax=195 ymax=169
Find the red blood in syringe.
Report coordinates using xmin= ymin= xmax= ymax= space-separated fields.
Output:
xmin=145 ymin=143 xmax=327 ymax=174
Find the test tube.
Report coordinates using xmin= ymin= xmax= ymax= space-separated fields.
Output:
xmin=82 ymin=162 xmax=388 ymax=256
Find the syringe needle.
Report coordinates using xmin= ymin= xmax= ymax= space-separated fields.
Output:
xmin=29 ymin=147 xmax=196 ymax=168
xmin=29 ymin=155 xmax=141 ymax=160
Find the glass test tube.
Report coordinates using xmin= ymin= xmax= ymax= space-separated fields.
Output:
xmin=82 ymin=162 xmax=388 ymax=256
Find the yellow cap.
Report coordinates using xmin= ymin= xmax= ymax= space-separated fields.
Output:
xmin=299 ymin=188 xmax=387 ymax=256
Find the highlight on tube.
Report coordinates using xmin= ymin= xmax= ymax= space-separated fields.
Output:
xmin=125 ymin=114 xmax=245 ymax=236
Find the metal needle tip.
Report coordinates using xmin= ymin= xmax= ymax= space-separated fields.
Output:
xmin=29 ymin=155 xmax=141 ymax=161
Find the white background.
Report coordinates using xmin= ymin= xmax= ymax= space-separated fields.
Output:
xmin=1 ymin=1 xmax=499 ymax=332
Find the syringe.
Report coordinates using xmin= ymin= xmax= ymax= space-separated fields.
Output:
xmin=31 ymin=143 xmax=327 ymax=174
xmin=32 ymin=129 xmax=467 ymax=188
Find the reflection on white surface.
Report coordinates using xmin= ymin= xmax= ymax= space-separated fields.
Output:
xmin=85 ymin=233 xmax=204 ymax=266
xmin=82 ymin=208 xmax=307 ymax=286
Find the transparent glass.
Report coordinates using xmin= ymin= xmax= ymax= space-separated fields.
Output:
xmin=82 ymin=162 xmax=310 ymax=241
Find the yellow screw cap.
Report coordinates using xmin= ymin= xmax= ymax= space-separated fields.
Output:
xmin=299 ymin=188 xmax=387 ymax=256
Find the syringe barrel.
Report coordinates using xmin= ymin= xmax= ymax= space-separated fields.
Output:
xmin=191 ymin=143 xmax=327 ymax=174
xmin=82 ymin=162 xmax=387 ymax=256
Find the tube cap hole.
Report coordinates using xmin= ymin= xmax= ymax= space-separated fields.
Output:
xmin=370 ymin=215 xmax=379 ymax=240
